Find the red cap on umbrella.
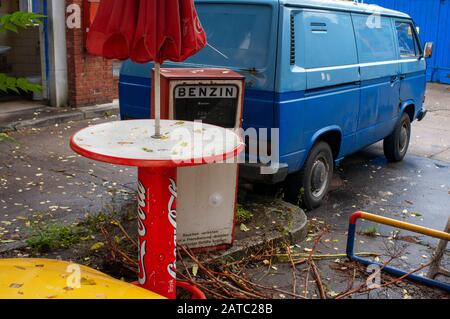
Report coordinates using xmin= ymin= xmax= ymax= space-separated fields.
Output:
xmin=87 ymin=0 xmax=207 ymax=64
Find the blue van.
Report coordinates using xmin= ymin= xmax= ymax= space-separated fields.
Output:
xmin=119 ymin=0 xmax=432 ymax=209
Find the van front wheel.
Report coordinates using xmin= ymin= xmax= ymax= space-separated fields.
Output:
xmin=284 ymin=142 xmax=333 ymax=210
xmin=384 ymin=113 xmax=411 ymax=162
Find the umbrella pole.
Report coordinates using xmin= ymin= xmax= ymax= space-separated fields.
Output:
xmin=153 ymin=62 xmax=162 ymax=139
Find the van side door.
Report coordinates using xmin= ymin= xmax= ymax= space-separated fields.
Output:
xmin=295 ymin=9 xmax=360 ymax=160
xmin=394 ymin=20 xmax=427 ymax=116
xmin=352 ymin=14 xmax=400 ymax=149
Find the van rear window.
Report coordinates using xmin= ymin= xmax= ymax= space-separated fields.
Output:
xmin=185 ymin=4 xmax=273 ymax=69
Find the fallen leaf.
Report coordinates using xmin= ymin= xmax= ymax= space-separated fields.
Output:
xmin=192 ymin=264 xmax=199 ymax=277
xmin=80 ymin=277 xmax=96 ymax=286
xmin=240 ymin=224 xmax=250 ymax=232
xmin=9 ymin=283 xmax=23 ymax=289
xmin=90 ymin=242 xmax=105 ymax=251
xmin=0 ymin=240 xmax=16 ymax=244
xmin=329 ymin=291 xmax=339 ymax=298
xmin=402 ymin=289 xmax=412 ymax=299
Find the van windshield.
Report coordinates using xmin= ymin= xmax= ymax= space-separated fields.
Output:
xmin=185 ymin=3 xmax=273 ymax=69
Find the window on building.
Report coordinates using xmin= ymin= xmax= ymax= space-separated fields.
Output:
xmin=395 ymin=22 xmax=420 ymax=58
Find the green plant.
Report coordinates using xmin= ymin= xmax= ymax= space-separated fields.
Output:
xmin=26 ymin=224 xmax=84 ymax=253
xmin=0 ymin=11 xmax=45 ymax=33
xmin=0 ymin=73 xmax=42 ymax=93
xmin=236 ymin=204 xmax=253 ymax=224
xmin=0 ymin=132 xmax=18 ymax=144
xmin=0 ymin=11 xmax=45 ymax=94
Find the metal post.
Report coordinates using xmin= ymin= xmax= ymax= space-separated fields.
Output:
xmin=428 ymin=218 xmax=450 ymax=279
xmin=153 ymin=62 xmax=162 ymax=138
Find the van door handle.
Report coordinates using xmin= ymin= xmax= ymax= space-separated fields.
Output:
xmin=400 ymin=74 xmax=406 ymax=80
xmin=390 ymin=76 xmax=400 ymax=84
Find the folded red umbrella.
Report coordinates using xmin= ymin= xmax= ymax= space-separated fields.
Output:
xmin=86 ymin=0 xmax=139 ymax=60
xmin=87 ymin=0 xmax=207 ymax=137
xmin=131 ymin=0 xmax=206 ymax=63
xmin=87 ymin=0 xmax=206 ymax=64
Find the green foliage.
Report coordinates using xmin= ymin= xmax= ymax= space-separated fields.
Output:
xmin=26 ymin=211 xmax=121 ymax=254
xmin=0 ymin=11 xmax=45 ymax=94
xmin=0 ymin=11 xmax=45 ymax=33
xmin=0 ymin=73 xmax=42 ymax=93
xmin=0 ymin=133 xmax=18 ymax=144
xmin=236 ymin=204 xmax=253 ymax=224
xmin=26 ymin=224 xmax=84 ymax=253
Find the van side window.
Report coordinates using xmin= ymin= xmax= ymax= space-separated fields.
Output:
xmin=295 ymin=11 xmax=358 ymax=69
xmin=352 ymin=15 xmax=397 ymax=63
xmin=395 ymin=22 xmax=420 ymax=58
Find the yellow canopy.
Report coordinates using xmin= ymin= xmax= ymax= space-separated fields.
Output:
xmin=0 ymin=259 xmax=164 ymax=299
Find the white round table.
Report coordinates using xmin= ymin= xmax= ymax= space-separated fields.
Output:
xmin=71 ymin=120 xmax=244 ymax=298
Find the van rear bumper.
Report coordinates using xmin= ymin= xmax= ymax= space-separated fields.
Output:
xmin=239 ymin=163 xmax=289 ymax=184
xmin=417 ymin=109 xmax=428 ymax=122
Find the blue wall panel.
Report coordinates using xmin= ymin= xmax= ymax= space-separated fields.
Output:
xmin=365 ymin=0 xmax=450 ymax=84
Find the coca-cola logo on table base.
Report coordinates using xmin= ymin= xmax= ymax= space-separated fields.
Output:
xmin=137 ymin=181 xmax=147 ymax=286
xmin=167 ymin=178 xmax=177 ymax=281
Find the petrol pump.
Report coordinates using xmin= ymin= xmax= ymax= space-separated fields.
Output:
xmin=152 ymin=68 xmax=245 ymax=250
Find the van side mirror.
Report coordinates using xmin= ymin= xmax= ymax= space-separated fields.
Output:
xmin=424 ymin=42 xmax=433 ymax=58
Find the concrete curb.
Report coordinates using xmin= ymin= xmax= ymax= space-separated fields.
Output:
xmin=0 ymin=241 xmax=27 ymax=254
xmin=197 ymin=197 xmax=309 ymax=262
xmin=0 ymin=102 xmax=119 ymax=133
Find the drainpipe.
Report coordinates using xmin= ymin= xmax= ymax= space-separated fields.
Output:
xmin=46 ymin=0 xmax=68 ymax=107
xmin=41 ymin=0 xmax=50 ymax=101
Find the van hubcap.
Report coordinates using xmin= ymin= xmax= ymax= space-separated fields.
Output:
xmin=311 ymin=157 xmax=329 ymax=198
xmin=399 ymin=123 xmax=409 ymax=154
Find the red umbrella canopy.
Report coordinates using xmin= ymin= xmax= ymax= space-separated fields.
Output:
xmin=87 ymin=0 xmax=207 ymax=64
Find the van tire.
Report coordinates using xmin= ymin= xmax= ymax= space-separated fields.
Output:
xmin=284 ymin=142 xmax=333 ymax=210
xmin=384 ymin=113 xmax=411 ymax=162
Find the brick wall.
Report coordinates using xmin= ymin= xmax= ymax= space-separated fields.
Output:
xmin=65 ymin=0 xmax=118 ymax=108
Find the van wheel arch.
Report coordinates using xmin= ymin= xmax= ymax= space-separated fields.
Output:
xmin=402 ymin=104 xmax=416 ymax=123
xmin=314 ymin=130 xmax=342 ymax=160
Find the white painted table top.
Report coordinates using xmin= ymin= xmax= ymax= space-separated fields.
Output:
xmin=70 ymin=120 xmax=244 ymax=168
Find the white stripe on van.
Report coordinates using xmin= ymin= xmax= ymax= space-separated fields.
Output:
xmin=303 ymin=58 xmax=423 ymax=73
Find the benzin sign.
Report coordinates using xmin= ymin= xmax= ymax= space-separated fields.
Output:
xmin=175 ymin=85 xmax=238 ymax=99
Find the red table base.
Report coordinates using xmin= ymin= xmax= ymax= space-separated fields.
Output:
xmin=137 ymin=167 xmax=177 ymax=299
